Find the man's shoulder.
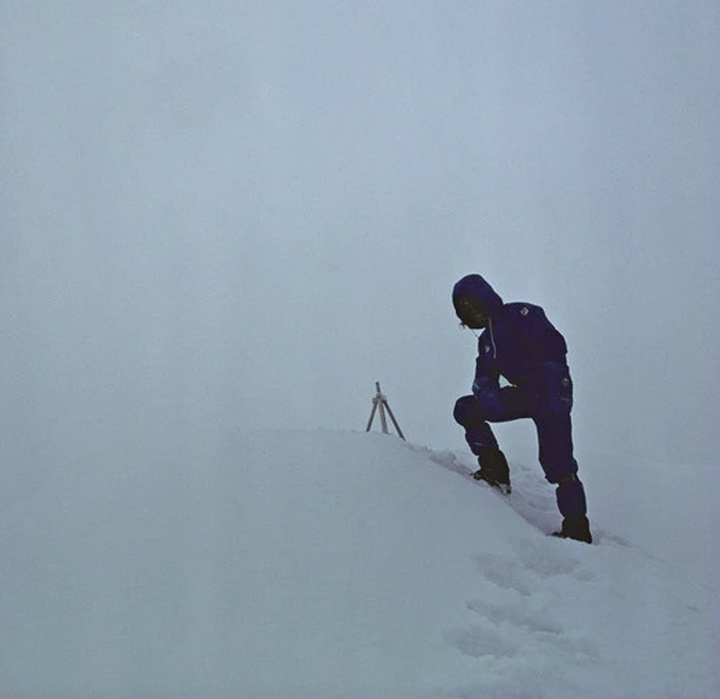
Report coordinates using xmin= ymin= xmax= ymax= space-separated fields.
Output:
xmin=503 ymin=302 xmax=545 ymax=319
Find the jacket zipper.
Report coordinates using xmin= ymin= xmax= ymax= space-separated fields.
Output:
xmin=488 ymin=317 xmax=498 ymax=359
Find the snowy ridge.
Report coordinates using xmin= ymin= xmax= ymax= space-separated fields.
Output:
xmin=408 ymin=444 xmax=561 ymax=537
xmin=0 ymin=429 xmax=717 ymax=698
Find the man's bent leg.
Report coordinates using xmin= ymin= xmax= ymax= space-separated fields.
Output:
xmin=453 ymin=395 xmax=498 ymax=455
xmin=454 ymin=394 xmax=512 ymax=488
xmin=454 ymin=388 xmax=534 ymax=454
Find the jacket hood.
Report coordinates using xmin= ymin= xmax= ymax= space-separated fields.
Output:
xmin=452 ymin=274 xmax=504 ymax=317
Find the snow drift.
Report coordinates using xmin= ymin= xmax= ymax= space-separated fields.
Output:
xmin=0 ymin=429 xmax=717 ymax=698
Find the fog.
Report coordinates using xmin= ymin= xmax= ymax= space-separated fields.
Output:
xmin=1 ymin=1 xmax=718 ymax=506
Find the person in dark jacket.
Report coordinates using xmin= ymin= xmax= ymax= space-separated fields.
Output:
xmin=452 ymin=274 xmax=592 ymax=543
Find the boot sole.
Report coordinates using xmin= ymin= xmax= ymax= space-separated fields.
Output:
xmin=472 ymin=471 xmax=511 ymax=495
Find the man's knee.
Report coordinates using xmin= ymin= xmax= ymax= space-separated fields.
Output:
xmin=542 ymin=458 xmax=579 ymax=485
xmin=453 ymin=395 xmax=480 ymax=426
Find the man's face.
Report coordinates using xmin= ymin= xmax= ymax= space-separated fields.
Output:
xmin=453 ymin=295 xmax=489 ymax=329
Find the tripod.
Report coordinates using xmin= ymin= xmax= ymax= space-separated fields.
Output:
xmin=365 ymin=381 xmax=406 ymax=441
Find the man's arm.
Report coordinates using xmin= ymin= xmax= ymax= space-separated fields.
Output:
xmin=472 ymin=353 xmax=504 ymax=417
xmin=472 ymin=349 xmax=532 ymax=421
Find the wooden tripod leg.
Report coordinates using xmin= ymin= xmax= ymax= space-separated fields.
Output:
xmin=383 ymin=400 xmax=406 ymax=441
xmin=378 ymin=399 xmax=389 ymax=434
xmin=366 ymin=401 xmax=378 ymax=432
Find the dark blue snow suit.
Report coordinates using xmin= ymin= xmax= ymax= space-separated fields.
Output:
xmin=452 ymin=274 xmax=587 ymax=519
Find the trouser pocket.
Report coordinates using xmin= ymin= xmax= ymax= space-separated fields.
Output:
xmin=537 ymin=363 xmax=573 ymax=416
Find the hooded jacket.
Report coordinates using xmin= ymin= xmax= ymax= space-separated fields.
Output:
xmin=452 ymin=275 xmax=568 ymax=396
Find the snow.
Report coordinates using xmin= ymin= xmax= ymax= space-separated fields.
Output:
xmin=0 ymin=429 xmax=717 ymax=699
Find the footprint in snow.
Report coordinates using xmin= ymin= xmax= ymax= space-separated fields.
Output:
xmin=447 ymin=594 xmax=596 ymax=664
xmin=445 ymin=624 xmax=520 ymax=660
xmin=466 ymin=598 xmax=564 ymax=635
xmin=445 ymin=538 xmax=597 ymax=663
xmin=471 ymin=538 xmax=594 ymax=596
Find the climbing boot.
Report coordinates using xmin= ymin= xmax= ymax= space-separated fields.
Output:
xmin=552 ymin=515 xmax=592 ymax=544
xmin=472 ymin=447 xmax=511 ymax=494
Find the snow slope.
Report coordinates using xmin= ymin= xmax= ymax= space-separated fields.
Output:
xmin=0 ymin=430 xmax=717 ymax=698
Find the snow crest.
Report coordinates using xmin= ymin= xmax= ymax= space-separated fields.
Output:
xmin=0 ymin=429 xmax=717 ymax=698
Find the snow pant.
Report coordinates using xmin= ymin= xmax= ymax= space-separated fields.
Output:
xmin=453 ymin=365 xmax=587 ymax=519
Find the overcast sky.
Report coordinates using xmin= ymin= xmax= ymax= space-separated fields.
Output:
xmin=1 ymin=1 xmax=718 ymax=503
